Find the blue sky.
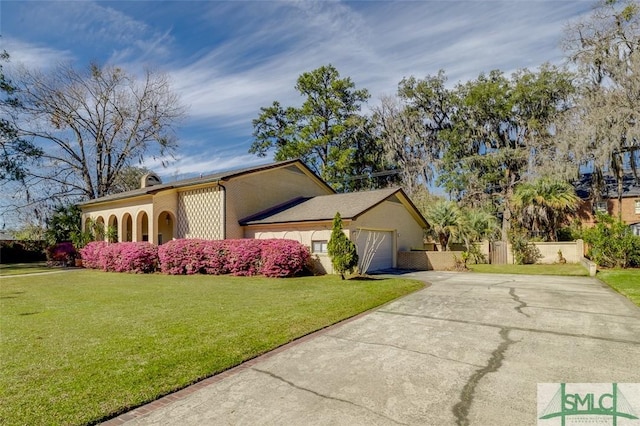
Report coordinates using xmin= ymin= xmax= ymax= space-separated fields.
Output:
xmin=2 ymin=0 xmax=593 ymax=182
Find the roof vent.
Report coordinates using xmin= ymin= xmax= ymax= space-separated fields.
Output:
xmin=141 ymin=172 xmax=162 ymax=188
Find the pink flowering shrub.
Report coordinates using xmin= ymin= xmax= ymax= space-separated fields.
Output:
xmin=202 ymin=240 xmax=229 ymax=275
xmin=158 ymin=239 xmax=210 ymax=275
xmin=261 ymin=239 xmax=311 ymax=277
xmin=80 ymin=241 xmax=157 ymax=273
xmin=225 ymin=239 xmax=263 ymax=276
xmin=79 ymin=241 xmax=108 ymax=269
xmin=46 ymin=242 xmax=77 ymax=265
xmin=158 ymin=238 xmax=310 ymax=277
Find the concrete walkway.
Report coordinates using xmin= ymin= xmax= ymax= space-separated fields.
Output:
xmin=109 ymin=271 xmax=640 ymax=425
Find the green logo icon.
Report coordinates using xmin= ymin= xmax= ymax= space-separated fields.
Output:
xmin=539 ymin=383 xmax=639 ymax=425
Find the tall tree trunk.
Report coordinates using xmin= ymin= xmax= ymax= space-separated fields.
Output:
xmin=617 ymin=164 xmax=623 ymax=220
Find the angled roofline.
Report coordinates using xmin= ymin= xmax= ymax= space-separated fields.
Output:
xmin=240 ymin=187 xmax=429 ymax=229
xmin=351 ymin=187 xmax=429 ymax=228
xmin=79 ymin=159 xmax=334 ymax=207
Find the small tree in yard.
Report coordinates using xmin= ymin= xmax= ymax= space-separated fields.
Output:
xmin=327 ymin=212 xmax=358 ymax=279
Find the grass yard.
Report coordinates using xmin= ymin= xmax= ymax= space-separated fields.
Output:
xmin=0 ymin=270 xmax=423 ymax=425
xmin=597 ymin=269 xmax=640 ymax=307
xmin=0 ymin=262 xmax=52 ymax=276
xmin=468 ymin=263 xmax=589 ymax=276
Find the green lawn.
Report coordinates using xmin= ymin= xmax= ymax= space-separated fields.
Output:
xmin=468 ymin=263 xmax=589 ymax=276
xmin=0 ymin=262 xmax=53 ymax=276
xmin=0 ymin=270 xmax=423 ymax=425
xmin=597 ymin=269 xmax=640 ymax=306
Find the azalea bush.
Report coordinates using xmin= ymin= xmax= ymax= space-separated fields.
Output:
xmin=225 ymin=239 xmax=263 ymax=276
xmin=79 ymin=241 xmax=108 ymax=269
xmin=80 ymin=241 xmax=158 ymax=273
xmin=158 ymin=238 xmax=310 ymax=277
xmin=157 ymin=239 xmax=219 ymax=275
xmin=81 ymin=238 xmax=310 ymax=277
xmin=261 ymin=239 xmax=311 ymax=277
xmin=46 ymin=242 xmax=77 ymax=266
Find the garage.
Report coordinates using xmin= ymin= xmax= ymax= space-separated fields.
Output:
xmin=241 ymin=187 xmax=427 ymax=275
xmin=355 ymin=229 xmax=394 ymax=273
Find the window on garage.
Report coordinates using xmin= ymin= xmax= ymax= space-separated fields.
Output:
xmin=312 ymin=240 xmax=328 ymax=253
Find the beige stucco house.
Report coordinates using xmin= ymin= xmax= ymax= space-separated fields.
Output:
xmin=79 ymin=159 xmax=428 ymax=273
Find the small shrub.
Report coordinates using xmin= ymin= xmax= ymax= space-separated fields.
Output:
xmin=327 ymin=212 xmax=358 ymax=279
xmin=509 ymin=230 xmax=542 ymax=265
xmin=261 ymin=239 xmax=311 ymax=277
xmin=80 ymin=241 xmax=109 ymax=269
xmin=226 ymin=239 xmax=263 ymax=276
xmin=202 ymin=240 xmax=229 ymax=275
xmin=158 ymin=239 xmax=209 ymax=275
xmin=46 ymin=242 xmax=76 ymax=266
xmin=112 ymin=242 xmax=158 ymax=273
xmin=157 ymin=238 xmax=310 ymax=277
xmin=582 ymin=213 xmax=640 ymax=268
xmin=80 ymin=241 xmax=157 ymax=273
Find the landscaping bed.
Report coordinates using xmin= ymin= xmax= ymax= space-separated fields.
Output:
xmin=0 ymin=270 xmax=423 ymax=425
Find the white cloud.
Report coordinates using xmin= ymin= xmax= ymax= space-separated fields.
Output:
xmin=143 ymin=152 xmax=268 ymax=181
xmin=2 ymin=38 xmax=75 ymax=70
xmin=166 ymin=0 xmax=593 ymax=136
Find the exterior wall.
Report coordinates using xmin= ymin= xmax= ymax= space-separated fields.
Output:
xmin=397 ymin=251 xmax=463 ymax=270
xmin=82 ymin=197 xmax=154 ymax=243
xmin=577 ymin=197 xmax=640 ymax=227
xmin=609 ymin=197 xmax=640 ymax=225
xmin=532 ymin=241 xmax=583 ymax=264
xmin=244 ymin=222 xmax=341 ymax=274
xmin=151 ymin=190 xmax=178 ymax=244
xmin=349 ymin=199 xmax=425 ymax=266
xmin=225 ymin=166 xmax=333 ymax=239
xmin=81 ymin=190 xmax=179 ymax=245
xmin=246 ymin=200 xmax=426 ymax=274
xmin=486 ymin=239 xmax=584 ymax=265
xmin=176 ymin=185 xmax=224 ymax=239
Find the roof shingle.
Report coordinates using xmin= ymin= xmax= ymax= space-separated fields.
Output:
xmin=240 ymin=187 xmax=409 ymax=225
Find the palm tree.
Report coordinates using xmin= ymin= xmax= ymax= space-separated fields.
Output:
xmin=511 ymin=178 xmax=580 ymax=241
xmin=460 ymin=209 xmax=500 ymax=250
xmin=424 ymin=200 xmax=463 ymax=251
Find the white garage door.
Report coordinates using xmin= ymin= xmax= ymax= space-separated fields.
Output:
xmin=356 ymin=230 xmax=394 ymax=273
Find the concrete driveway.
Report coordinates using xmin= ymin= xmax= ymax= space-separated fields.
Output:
xmin=114 ymin=272 xmax=640 ymax=426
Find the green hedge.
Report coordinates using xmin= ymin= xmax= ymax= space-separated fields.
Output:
xmin=0 ymin=241 xmax=47 ymax=264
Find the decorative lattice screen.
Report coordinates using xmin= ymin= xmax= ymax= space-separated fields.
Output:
xmin=177 ymin=186 xmax=224 ymax=239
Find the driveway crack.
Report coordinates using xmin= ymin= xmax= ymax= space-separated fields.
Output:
xmin=452 ymin=327 xmax=517 ymax=426
xmin=509 ymin=287 xmax=530 ymax=317
xmin=252 ymin=368 xmax=408 ymax=425
xmin=486 ymin=280 xmax=514 ymax=290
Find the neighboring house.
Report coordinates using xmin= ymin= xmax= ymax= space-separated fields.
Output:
xmin=574 ymin=173 xmax=640 ymax=235
xmin=79 ymin=159 xmax=428 ymax=273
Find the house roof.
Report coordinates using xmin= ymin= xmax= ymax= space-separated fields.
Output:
xmin=574 ymin=172 xmax=640 ymax=199
xmin=79 ymin=159 xmax=333 ymax=206
xmin=240 ymin=187 xmax=429 ymax=228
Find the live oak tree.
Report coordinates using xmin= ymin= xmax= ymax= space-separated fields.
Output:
xmin=372 ymin=94 xmax=439 ymax=197
xmin=110 ymin=165 xmax=152 ymax=194
xmin=7 ymin=62 xmax=185 ymax=201
xmin=437 ymin=65 xmax=574 ymax=239
xmin=559 ymin=0 xmax=640 ymax=218
xmin=0 ymin=50 xmax=41 ymax=182
xmin=250 ymin=65 xmax=393 ymax=191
